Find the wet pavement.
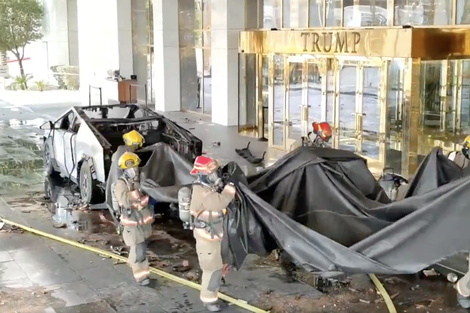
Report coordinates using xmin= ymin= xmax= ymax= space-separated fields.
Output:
xmin=0 ymin=95 xmax=78 ymax=196
xmin=0 ymin=193 xmax=321 ymax=313
xmin=0 ymin=229 xmax=246 ymax=313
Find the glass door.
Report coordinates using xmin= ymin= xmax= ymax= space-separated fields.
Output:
xmin=306 ymin=61 xmax=323 ymax=128
xmin=336 ymin=59 xmax=386 ymax=174
xmin=286 ymin=57 xmax=304 ymax=148
xmin=360 ymin=64 xmax=383 ymax=172
xmin=338 ymin=64 xmax=358 ymax=152
xmin=269 ymin=55 xmax=286 ymax=149
xmin=268 ymin=55 xmax=328 ymax=150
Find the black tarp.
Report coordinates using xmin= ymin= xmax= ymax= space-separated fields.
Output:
xmin=116 ymin=143 xmax=470 ymax=276
xmin=401 ymin=147 xmax=462 ymax=198
xmin=105 ymin=143 xmax=195 ymax=208
xmin=223 ymin=147 xmax=470 ymax=275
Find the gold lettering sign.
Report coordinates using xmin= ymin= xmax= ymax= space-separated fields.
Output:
xmin=300 ymin=31 xmax=361 ymax=54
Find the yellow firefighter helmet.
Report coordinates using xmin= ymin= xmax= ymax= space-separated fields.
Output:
xmin=118 ymin=152 xmax=141 ymax=169
xmin=463 ymin=135 xmax=470 ymax=149
xmin=122 ymin=130 xmax=144 ymax=148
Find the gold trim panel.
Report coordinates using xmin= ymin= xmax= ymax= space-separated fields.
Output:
xmin=239 ymin=28 xmax=470 ymax=60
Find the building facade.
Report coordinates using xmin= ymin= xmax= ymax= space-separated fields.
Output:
xmin=50 ymin=0 xmax=470 ymax=177
xmin=239 ymin=0 xmax=470 ymax=177
xmin=72 ymin=0 xmax=261 ymax=129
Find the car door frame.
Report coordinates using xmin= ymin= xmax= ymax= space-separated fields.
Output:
xmin=63 ymin=116 xmax=79 ymax=181
xmin=52 ymin=110 xmax=75 ymax=175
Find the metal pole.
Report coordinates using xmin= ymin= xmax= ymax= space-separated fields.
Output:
xmin=88 ymin=85 xmax=91 ymax=106
xmin=144 ymin=84 xmax=148 ymax=107
xmin=99 ymin=87 xmax=103 ymax=105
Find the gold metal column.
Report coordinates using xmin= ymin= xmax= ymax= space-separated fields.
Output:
xmin=379 ymin=61 xmax=389 ymax=165
xmin=256 ymin=54 xmax=265 ymax=139
xmin=332 ymin=59 xmax=341 ymax=149
xmin=283 ymin=55 xmax=291 ymax=150
xmin=402 ymin=58 xmax=422 ymax=177
xmin=439 ymin=60 xmax=449 ymax=132
xmin=267 ymin=55 xmax=276 ymax=147
xmin=320 ymin=59 xmax=328 ymax=121
xmin=301 ymin=60 xmax=309 ymax=136
xmin=355 ymin=62 xmax=364 ymax=153
xmin=454 ymin=60 xmax=463 ymax=134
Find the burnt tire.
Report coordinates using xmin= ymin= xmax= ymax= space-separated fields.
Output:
xmin=79 ymin=159 xmax=103 ymax=204
xmin=43 ymin=142 xmax=59 ymax=176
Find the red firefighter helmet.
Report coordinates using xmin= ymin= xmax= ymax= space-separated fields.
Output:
xmin=312 ymin=122 xmax=332 ymax=142
xmin=190 ymin=156 xmax=219 ymax=175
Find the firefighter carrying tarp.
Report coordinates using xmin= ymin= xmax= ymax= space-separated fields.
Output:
xmin=113 ymin=151 xmax=154 ymax=286
xmin=107 ymin=130 xmax=145 ymax=215
xmin=178 ymin=156 xmax=236 ymax=312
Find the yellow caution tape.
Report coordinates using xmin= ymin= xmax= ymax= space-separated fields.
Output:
xmin=369 ymin=274 xmax=397 ymax=313
xmin=0 ymin=217 xmax=269 ymax=313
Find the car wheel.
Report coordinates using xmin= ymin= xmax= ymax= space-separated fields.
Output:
xmin=43 ymin=142 xmax=59 ymax=176
xmin=43 ymin=175 xmax=56 ymax=215
xmin=79 ymin=160 xmax=103 ymax=204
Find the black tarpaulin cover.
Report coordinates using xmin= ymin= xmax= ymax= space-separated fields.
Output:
xmin=223 ymin=147 xmax=470 ymax=275
xmin=105 ymin=143 xmax=195 ymax=208
xmin=114 ymin=143 xmax=470 ymax=275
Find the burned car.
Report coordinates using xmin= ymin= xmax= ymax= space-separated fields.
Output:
xmin=41 ymin=104 xmax=202 ymax=204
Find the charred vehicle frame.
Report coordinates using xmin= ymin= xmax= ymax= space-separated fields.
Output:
xmin=41 ymin=104 xmax=202 ymax=205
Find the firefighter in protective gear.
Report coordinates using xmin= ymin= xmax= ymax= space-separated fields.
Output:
xmin=448 ymin=135 xmax=470 ymax=169
xmin=107 ymin=130 xmax=145 ymax=215
xmin=189 ymin=156 xmax=236 ymax=312
xmin=312 ymin=122 xmax=332 ymax=146
xmin=289 ymin=121 xmax=333 ymax=152
xmin=113 ymin=130 xmax=145 ymax=164
xmin=113 ymin=151 xmax=154 ymax=286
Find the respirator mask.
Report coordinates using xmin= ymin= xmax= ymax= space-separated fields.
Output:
xmin=124 ymin=167 xmax=140 ymax=181
xmin=463 ymin=146 xmax=470 ymax=159
xmin=207 ymin=170 xmax=224 ymax=187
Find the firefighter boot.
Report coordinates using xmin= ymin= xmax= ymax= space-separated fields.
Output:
xmin=204 ymin=301 xmax=221 ymax=312
xmin=140 ymin=278 xmax=150 ymax=286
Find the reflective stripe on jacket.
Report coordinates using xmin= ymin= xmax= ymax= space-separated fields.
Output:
xmin=189 ymin=183 xmax=234 ymax=241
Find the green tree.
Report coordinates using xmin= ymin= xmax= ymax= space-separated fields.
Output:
xmin=0 ymin=0 xmax=44 ymax=90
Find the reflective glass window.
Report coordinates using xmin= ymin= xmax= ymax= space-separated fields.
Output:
xmin=264 ymin=0 xmax=282 ymax=28
xmin=325 ymin=0 xmax=342 ymax=26
xmin=343 ymin=0 xmax=388 ymax=27
xmin=456 ymin=0 xmax=470 ymax=24
xmin=309 ymin=0 xmax=323 ymax=27
xmin=394 ymin=0 xmax=451 ymax=26
xmin=283 ymin=0 xmax=309 ymax=28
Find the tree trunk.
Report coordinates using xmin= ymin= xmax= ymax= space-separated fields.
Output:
xmin=18 ymin=58 xmax=27 ymax=90
xmin=12 ymin=46 xmax=27 ymax=90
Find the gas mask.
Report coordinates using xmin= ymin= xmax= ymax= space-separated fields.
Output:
xmin=207 ymin=171 xmax=222 ymax=186
xmin=463 ymin=146 xmax=470 ymax=159
xmin=198 ymin=170 xmax=223 ymax=190
xmin=124 ymin=167 xmax=140 ymax=181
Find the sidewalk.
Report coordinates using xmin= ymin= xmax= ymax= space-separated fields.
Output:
xmin=0 ymin=90 xmax=81 ymax=107
xmin=0 ymin=194 xmax=320 ymax=313
xmin=0 ymin=200 xmax=248 ymax=313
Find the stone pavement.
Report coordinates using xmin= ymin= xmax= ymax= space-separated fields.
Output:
xmin=0 ymin=230 xmax=248 ymax=313
xmin=0 ymin=196 xmax=320 ymax=313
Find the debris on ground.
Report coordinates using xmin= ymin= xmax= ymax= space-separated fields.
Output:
xmin=2 ymin=194 xmax=470 ymax=313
